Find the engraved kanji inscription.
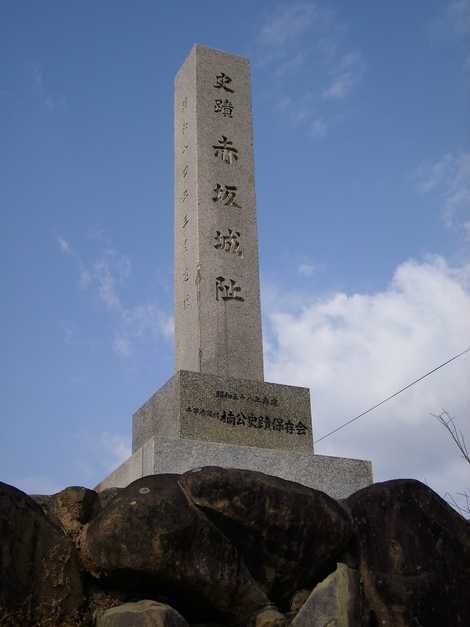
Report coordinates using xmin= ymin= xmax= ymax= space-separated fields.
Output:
xmin=214 ymin=229 xmax=243 ymax=256
xmin=185 ymin=406 xmax=309 ymax=435
xmin=182 ymin=120 xmax=189 ymax=134
xmin=182 ymin=189 xmax=190 ymax=203
xmin=182 ymin=214 xmax=190 ymax=228
xmin=182 ymin=96 xmax=188 ymax=111
xmin=182 ymin=144 xmax=189 ymax=154
xmin=214 ymin=72 xmax=234 ymax=93
xmin=183 ymin=294 xmax=191 ymax=309
xmin=214 ymin=99 xmax=233 ymax=117
xmin=183 ymin=238 xmax=189 ymax=251
xmin=216 ymin=276 xmax=244 ymax=301
xmin=212 ymin=183 xmax=241 ymax=207
xmin=182 ymin=164 xmax=189 ymax=178
xmin=182 ymin=269 xmax=190 ymax=281
xmin=213 ymin=136 xmax=238 ymax=164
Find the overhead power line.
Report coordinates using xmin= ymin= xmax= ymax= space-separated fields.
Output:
xmin=314 ymin=346 xmax=470 ymax=444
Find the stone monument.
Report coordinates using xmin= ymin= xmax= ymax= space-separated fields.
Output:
xmin=97 ymin=45 xmax=372 ymax=498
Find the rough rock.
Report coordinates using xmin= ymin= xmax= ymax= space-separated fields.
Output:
xmin=44 ymin=486 xmax=99 ymax=541
xmin=345 ymin=479 xmax=470 ymax=626
xmin=96 ymin=599 xmax=189 ymax=626
xmin=252 ymin=606 xmax=286 ymax=627
xmin=96 ymin=485 xmax=122 ymax=511
xmin=80 ymin=474 xmax=272 ymax=625
xmin=291 ymin=563 xmax=360 ymax=626
xmin=0 ymin=481 xmax=83 ymax=627
xmin=288 ymin=590 xmax=310 ymax=615
xmin=179 ymin=467 xmax=353 ymax=606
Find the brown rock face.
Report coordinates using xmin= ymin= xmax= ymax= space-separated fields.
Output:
xmin=345 ymin=479 xmax=470 ymax=627
xmin=80 ymin=474 xmax=271 ymax=625
xmin=179 ymin=467 xmax=353 ymax=607
xmin=0 ymin=481 xmax=84 ymax=627
xmin=44 ymin=486 xmax=99 ymax=542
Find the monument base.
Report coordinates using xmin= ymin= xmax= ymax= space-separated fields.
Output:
xmin=95 ymin=436 xmax=373 ymax=500
xmin=132 ymin=370 xmax=313 ymax=454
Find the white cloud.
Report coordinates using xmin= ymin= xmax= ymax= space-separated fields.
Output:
xmin=415 ymin=152 xmax=470 ymax=229
xmin=257 ymin=4 xmax=317 ymax=48
xmin=298 ymin=262 xmax=316 ymax=276
xmin=161 ymin=315 xmax=175 ymax=338
xmin=60 ymin=321 xmax=76 ymax=345
xmin=71 ymin=430 xmax=132 ymax=486
xmin=265 ymin=256 xmax=470 ymax=505
xmin=100 ymin=432 xmax=132 ymax=469
xmin=322 ymin=51 xmax=365 ymax=100
xmin=57 ymin=235 xmax=171 ymax=357
xmin=274 ymin=52 xmax=306 ymax=77
xmin=112 ymin=335 xmax=131 ymax=357
xmin=32 ymin=64 xmax=66 ymax=111
xmin=309 ymin=117 xmax=327 ymax=138
xmin=448 ymin=0 xmax=470 ymax=35
xmin=464 ymin=221 xmax=470 ymax=241
xmin=57 ymin=235 xmax=72 ymax=255
xmin=252 ymin=2 xmax=365 ymax=140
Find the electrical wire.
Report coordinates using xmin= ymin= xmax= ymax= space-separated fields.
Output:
xmin=314 ymin=346 xmax=470 ymax=444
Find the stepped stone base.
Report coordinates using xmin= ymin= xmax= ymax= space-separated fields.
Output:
xmin=96 ymin=436 xmax=373 ymax=500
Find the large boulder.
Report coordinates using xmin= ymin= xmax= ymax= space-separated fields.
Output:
xmin=96 ymin=599 xmax=189 ymax=626
xmin=35 ymin=486 xmax=99 ymax=543
xmin=345 ymin=479 xmax=470 ymax=626
xmin=179 ymin=467 xmax=353 ymax=606
xmin=0 ymin=481 xmax=84 ymax=627
xmin=80 ymin=474 xmax=273 ymax=625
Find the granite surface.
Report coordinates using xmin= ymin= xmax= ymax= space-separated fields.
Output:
xmin=291 ymin=563 xmax=360 ymax=626
xmin=133 ymin=370 xmax=313 ymax=453
xmin=97 ymin=436 xmax=373 ymax=500
xmin=174 ymin=44 xmax=264 ymax=381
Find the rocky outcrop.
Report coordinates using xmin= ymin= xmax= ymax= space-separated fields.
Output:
xmin=96 ymin=600 xmax=189 ymax=627
xmin=179 ymin=467 xmax=353 ymax=607
xmin=1 ymin=471 xmax=469 ymax=626
xmin=0 ymin=481 xmax=84 ymax=627
xmin=290 ymin=563 xmax=360 ymax=626
xmin=345 ymin=478 xmax=470 ymax=626
xmin=80 ymin=473 xmax=272 ymax=625
xmin=35 ymin=486 xmax=100 ymax=543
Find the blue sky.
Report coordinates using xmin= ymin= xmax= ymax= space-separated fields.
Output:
xmin=2 ymin=1 xmax=469 ymax=508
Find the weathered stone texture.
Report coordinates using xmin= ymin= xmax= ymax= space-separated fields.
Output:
xmin=132 ymin=370 xmax=313 ymax=454
xmin=291 ymin=563 xmax=360 ymax=626
xmin=80 ymin=474 xmax=272 ymax=625
xmin=2 ymin=473 xmax=470 ymax=626
xmin=345 ymin=479 xmax=470 ymax=626
xmin=180 ymin=467 xmax=353 ymax=606
xmin=0 ymin=482 xmax=83 ymax=627
xmin=97 ymin=436 xmax=373 ymax=499
xmin=174 ymin=44 xmax=264 ymax=382
xmin=96 ymin=600 xmax=189 ymax=627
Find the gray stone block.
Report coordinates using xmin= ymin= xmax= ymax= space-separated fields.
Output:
xmin=175 ymin=44 xmax=264 ymax=382
xmin=291 ymin=563 xmax=360 ymax=626
xmin=133 ymin=370 xmax=313 ymax=454
xmin=96 ymin=600 xmax=188 ymax=627
xmin=96 ymin=437 xmax=373 ymax=500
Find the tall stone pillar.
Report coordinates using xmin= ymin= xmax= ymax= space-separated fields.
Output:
xmin=174 ymin=45 xmax=264 ymax=381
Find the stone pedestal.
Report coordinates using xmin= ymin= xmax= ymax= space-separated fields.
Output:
xmin=133 ymin=370 xmax=313 ymax=454
xmin=96 ymin=436 xmax=372 ymax=500
xmin=96 ymin=369 xmax=373 ymax=498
